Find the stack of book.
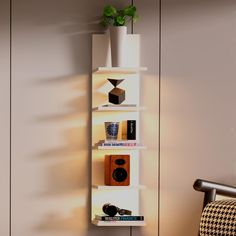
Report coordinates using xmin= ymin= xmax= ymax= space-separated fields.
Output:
xmin=101 ymin=140 xmax=138 ymax=147
xmin=95 ymin=215 xmax=144 ymax=222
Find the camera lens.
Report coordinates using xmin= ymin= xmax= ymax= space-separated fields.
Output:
xmin=112 ymin=168 xmax=128 ymax=182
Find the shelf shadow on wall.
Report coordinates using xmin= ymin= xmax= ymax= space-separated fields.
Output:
xmin=35 ymin=207 xmax=88 ymax=232
xmin=28 ymin=9 xmax=98 ymax=233
xmin=31 ymin=71 xmax=93 ymax=233
xmin=35 ymin=208 xmax=124 ymax=236
xmin=25 ymin=1 xmax=132 ymax=234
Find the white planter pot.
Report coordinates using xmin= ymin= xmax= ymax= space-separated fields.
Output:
xmin=109 ymin=26 xmax=127 ymax=67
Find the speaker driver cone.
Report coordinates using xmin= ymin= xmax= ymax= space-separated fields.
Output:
xmin=112 ymin=168 xmax=128 ymax=182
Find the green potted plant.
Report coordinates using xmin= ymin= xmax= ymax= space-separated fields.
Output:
xmin=101 ymin=5 xmax=139 ymax=67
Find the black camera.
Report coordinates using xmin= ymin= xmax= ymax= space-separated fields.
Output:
xmin=102 ymin=203 xmax=132 ymax=217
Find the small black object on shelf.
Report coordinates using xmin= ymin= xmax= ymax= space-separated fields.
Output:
xmin=102 ymin=203 xmax=132 ymax=217
xmin=127 ymin=120 xmax=136 ymax=140
xmin=108 ymin=79 xmax=125 ymax=105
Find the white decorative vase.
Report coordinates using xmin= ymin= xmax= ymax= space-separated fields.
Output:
xmin=109 ymin=26 xmax=127 ymax=67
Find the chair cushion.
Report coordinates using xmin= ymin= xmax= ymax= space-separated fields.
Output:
xmin=200 ymin=200 xmax=236 ymax=236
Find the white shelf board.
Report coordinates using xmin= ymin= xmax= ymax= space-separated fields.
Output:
xmin=93 ymin=104 xmax=146 ymax=112
xmin=92 ymin=185 xmax=146 ymax=190
xmin=93 ymin=67 xmax=147 ymax=75
xmin=92 ymin=220 xmax=146 ymax=227
xmin=93 ymin=145 xmax=146 ymax=150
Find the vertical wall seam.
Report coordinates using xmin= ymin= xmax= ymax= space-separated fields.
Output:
xmin=130 ymin=1 xmax=134 ymax=235
xmin=9 ymin=0 xmax=12 ymax=235
xmin=131 ymin=0 xmax=134 ymax=235
xmin=131 ymin=1 xmax=161 ymax=235
xmin=131 ymin=0 xmax=134 ymax=34
xmin=158 ymin=0 xmax=162 ymax=235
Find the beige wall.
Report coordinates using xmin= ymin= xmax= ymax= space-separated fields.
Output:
xmin=161 ymin=0 xmax=236 ymax=235
xmin=11 ymin=0 xmax=129 ymax=235
xmin=134 ymin=1 xmax=159 ymax=236
xmin=9 ymin=0 xmax=158 ymax=236
xmin=4 ymin=1 xmax=236 ymax=236
xmin=0 ymin=0 xmax=10 ymax=235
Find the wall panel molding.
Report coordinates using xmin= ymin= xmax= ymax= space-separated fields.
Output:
xmin=0 ymin=0 xmax=10 ymax=235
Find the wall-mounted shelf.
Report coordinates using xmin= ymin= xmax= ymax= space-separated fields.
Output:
xmin=92 ymin=185 xmax=146 ymax=190
xmin=91 ymin=33 xmax=146 ymax=227
xmin=93 ymin=104 xmax=146 ymax=112
xmin=93 ymin=67 xmax=147 ymax=75
xmin=92 ymin=220 xmax=146 ymax=227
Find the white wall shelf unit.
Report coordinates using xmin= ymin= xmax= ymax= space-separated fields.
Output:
xmin=91 ymin=33 xmax=146 ymax=227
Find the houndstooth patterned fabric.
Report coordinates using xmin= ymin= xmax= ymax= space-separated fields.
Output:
xmin=200 ymin=200 xmax=236 ymax=236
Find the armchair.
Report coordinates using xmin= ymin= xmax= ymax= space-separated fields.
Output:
xmin=194 ymin=179 xmax=236 ymax=236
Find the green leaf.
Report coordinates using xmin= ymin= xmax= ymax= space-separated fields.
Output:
xmin=100 ymin=4 xmax=139 ymax=27
xmin=114 ymin=16 xmax=125 ymax=26
xmin=117 ymin=9 xmax=124 ymax=16
xmin=123 ymin=5 xmax=136 ymax=17
xmin=100 ymin=16 xmax=113 ymax=27
xmin=103 ymin=5 xmax=117 ymax=17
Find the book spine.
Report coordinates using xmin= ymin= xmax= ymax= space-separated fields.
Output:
xmin=102 ymin=143 xmax=137 ymax=146
xmin=96 ymin=216 xmax=144 ymax=221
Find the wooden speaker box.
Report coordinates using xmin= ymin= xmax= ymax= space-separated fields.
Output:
xmin=105 ymin=155 xmax=130 ymax=186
